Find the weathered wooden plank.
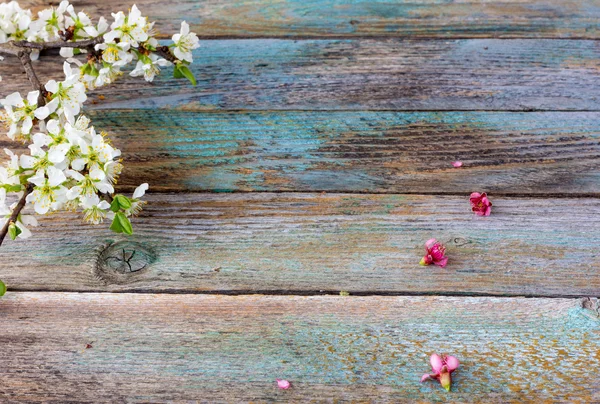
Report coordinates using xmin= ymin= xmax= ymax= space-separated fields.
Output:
xmin=2 ymin=39 xmax=600 ymax=111
xmin=1 ymin=293 xmax=599 ymax=402
xmin=1 ymin=193 xmax=599 ymax=297
xmin=4 ymin=110 xmax=599 ymax=194
xmin=23 ymin=0 xmax=600 ymax=39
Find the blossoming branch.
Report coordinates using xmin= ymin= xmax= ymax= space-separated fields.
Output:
xmin=0 ymin=1 xmax=200 ymax=294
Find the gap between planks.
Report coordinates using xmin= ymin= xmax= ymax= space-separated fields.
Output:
xmin=4 ymin=289 xmax=598 ymax=299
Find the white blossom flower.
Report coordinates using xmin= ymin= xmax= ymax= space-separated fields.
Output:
xmin=20 ymin=137 xmax=52 ymax=174
xmin=66 ymin=166 xmax=113 ymax=199
xmin=43 ymin=119 xmax=84 ymax=165
xmin=95 ymin=63 xmax=123 ymax=87
xmin=103 ymin=160 xmax=123 ymax=185
xmin=0 ymin=1 xmax=33 ymax=42
xmin=71 ymin=131 xmax=117 ymax=171
xmin=95 ymin=41 xmax=132 ymax=66
xmin=172 ymin=21 xmax=199 ymax=63
xmin=0 ymin=148 xmax=21 ymax=186
xmin=64 ymin=4 xmax=92 ymax=38
xmin=45 ymin=62 xmax=87 ymax=122
xmin=1 ymin=90 xmax=54 ymax=140
xmin=104 ymin=5 xmax=148 ymax=47
xmin=83 ymin=15 xmax=108 ymax=38
xmin=80 ymin=193 xmax=110 ymax=224
xmin=26 ymin=166 xmax=68 ymax=214
xmin=124 ymin=182 xmax=148 ymax=216
xmin=29 ymin=1 xmax=68 ymax=42
xmin=130 ymin=55 xmax=171 ymax=82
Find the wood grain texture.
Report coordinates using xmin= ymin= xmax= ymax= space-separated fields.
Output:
xmin=1 ymin=193 xmax=599 ymax=297
xmin=4 ymin=110 xmax=598 ymax=194
xmin=1 ymin=293 xmax=600 ymax=402
xmin=22 ymin=0 xmax=600 ymax=39
xmin=2 ymin=39 xmax=600 ymax=111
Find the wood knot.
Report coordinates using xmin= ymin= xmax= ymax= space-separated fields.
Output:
xmin=452 ymin=237 xmax=470 ymax=246
xmin=94 ymin=241 xmax=157 ymax=284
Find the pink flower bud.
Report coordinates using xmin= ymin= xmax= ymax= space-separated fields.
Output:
xmin=452 ymin=161 xmax=463 ymax=168
xmin=276 ymin=379 xmax=291 ymax=389
xmin=421 ymin=353 xmax=460 ymax=391
xmin=470 ymin=192 xmax=492 ymax=216
xmin=422 ymin=239 xmax=448 ymax=268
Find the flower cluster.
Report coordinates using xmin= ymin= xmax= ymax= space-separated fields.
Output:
xmin=0 ymin=1 xmax=200 ymax=245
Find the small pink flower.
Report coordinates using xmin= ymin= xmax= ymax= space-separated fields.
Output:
xmin=276 ymin=379 xmax=291 ymax=389
xmin=419 ymin=238 xmax=448 ymax=268
xmin=452 ymin=161 xmax=463 ymax=168
xmin=420 ymin=353 xmax=460 ymax=391
xmin=470 ymin=192 xmax=492 ymax=216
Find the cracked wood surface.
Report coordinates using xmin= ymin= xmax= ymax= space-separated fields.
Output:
xmin=21 ymin=0 xmax=600 ymax=39
xmin=2 ymin=39 xmax=600 ymax=111
xmin=1 ymin=193 xmax=599 ymax=297
xmin=1 ymin=293 xmax=599 ymax=402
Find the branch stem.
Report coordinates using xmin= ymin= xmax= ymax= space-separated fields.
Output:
xmin=17 ymin=49 xmax=46 ymax=105
xmin=0 ymin=184 xmax=34 ymax=246
xmin=12 ymin=37 xmax=105 ymax=50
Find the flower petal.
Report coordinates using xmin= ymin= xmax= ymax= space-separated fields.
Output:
xmin=276 ymin=379 xmax=291 ymax=389
xmin=133 ymin=183 xmax=148 ymax=199
xmin=445 ymin=355 xmax=460 ymax=372
xmin=430 ymin=354 xmax=443 ymax=373
xmin=434 ymin=257 xmax=448 ymax=268
xmin=425 ymin=238 xmax=437 ymax=250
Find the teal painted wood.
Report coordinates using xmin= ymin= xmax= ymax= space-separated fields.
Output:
xmin=2 ymin=39 xmax=600 ymax=111
xmin=25 ymin=0 xmax=600 ymax=39
xmin=64 ymin=110 xmax=600 ymax=194
xmin=1 ymin=293 xmax=599 ymax=402
xmin=1 ymin=194 xmax=600 ymax=297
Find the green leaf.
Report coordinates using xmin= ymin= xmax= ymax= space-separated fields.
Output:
xmin=110 ymin=215 xmax=123 ymax=233
xmin=178 ymin=65 xmax=196 ymax=86
xmin=110 ymin=198 xmax=121 ymax=212
xmin=115 ymin=195 xmax=132 ymax=210
xmin=173 ymin=64 xmax=184 ymax=79
xmin=110 ymin=212 xmax=133 ymax=235
xmin=0 ymin=279 xmax=6 ymax=297
xmin=116 ymin=212 xmax=133 ymax=235
xmin=8 ymin=223 xmax=21 ymax=240
xmin=110 ymin=195 xmax=132 ymax=212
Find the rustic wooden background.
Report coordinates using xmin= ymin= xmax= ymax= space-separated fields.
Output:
xmin=1 ymin=0 xmax=600 ymax=402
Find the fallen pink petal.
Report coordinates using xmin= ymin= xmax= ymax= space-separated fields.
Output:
xmin=452 ymin=161 xmax=463 ymax=168
xmin=276 ymin=379 xmax=291 ymax=389
xmin=421 ymin=353 xmax=460 ymax=391
xmin=419 ymin=238 xmax=448 ymax=268
xmin=470 ymin=192 xmax=493 ymax=216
